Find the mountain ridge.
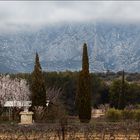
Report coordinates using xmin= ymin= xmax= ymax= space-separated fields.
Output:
xmin=0 ymin=22 xmax=140 ymax=73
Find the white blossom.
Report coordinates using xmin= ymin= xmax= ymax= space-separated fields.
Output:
xmin=0 ymin=75 xmax=30 ymax=107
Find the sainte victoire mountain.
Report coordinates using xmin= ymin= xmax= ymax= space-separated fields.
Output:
xmin=1 ymin=22 xmax=140 ymax=73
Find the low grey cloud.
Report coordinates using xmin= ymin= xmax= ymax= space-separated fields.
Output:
xmin=0 ymin=1 xmax=140 ymax=32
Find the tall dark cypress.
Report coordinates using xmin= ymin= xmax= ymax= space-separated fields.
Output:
xmin=118 ymin=70 xmax=125 ymax=109
xmin=76 ymin=43 xmax=91 ymax=123
xmin=31 ymin=53 xmax=46 ymax=107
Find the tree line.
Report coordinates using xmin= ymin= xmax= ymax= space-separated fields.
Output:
xmin=8 ymin=67 xmax=140 ymax=112
xmin=3 ymin=43 xmax=140 ymax=123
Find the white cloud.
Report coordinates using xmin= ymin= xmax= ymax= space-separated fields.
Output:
xmin=0 ymin=1 xmax=140 ymax=32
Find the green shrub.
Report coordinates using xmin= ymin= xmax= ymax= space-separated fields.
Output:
xmin=106 ymin=109 xmax=140 ymax=122
xmin=134 ymin=110 xmax=140 ymax=122
xmin=122 ymin=110 xmax=134 ymax=120
xmin=106 ymin=108 xmax=121 ymax=122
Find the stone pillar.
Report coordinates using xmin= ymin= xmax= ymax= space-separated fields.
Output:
xmin=19 ymin=111 xmax=34 ymax=125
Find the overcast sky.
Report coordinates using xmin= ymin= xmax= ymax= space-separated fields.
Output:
xmin=0 ymin=1 xmax=140 ymax=32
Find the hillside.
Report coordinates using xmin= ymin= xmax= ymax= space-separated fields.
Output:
xmin=0 ymin=22 xmax=140 ymax=73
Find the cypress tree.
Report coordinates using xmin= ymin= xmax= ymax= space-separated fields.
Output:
xmin=76 ymin=43 xmax=91 ymax=123
xmin=31 ymin=53 xmax=46 ymax=107
xmin=118 ymin=70 xmax=125 ymax=109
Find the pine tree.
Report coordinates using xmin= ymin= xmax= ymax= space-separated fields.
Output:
xmin=30 ymin=53 xmax=46 ymax=107
xmin=76 ymin=43 xmax=91 ymax=123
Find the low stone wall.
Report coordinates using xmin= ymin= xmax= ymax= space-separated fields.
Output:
xmin=92 ymin=109 xmax=105 ymax=118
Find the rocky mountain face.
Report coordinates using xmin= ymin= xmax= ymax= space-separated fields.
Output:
xmin=0 ymin=22 xmax=140 ymax=73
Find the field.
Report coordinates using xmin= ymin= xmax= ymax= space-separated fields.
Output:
xmin=0 ymin=120 xmax=140 ymax=140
